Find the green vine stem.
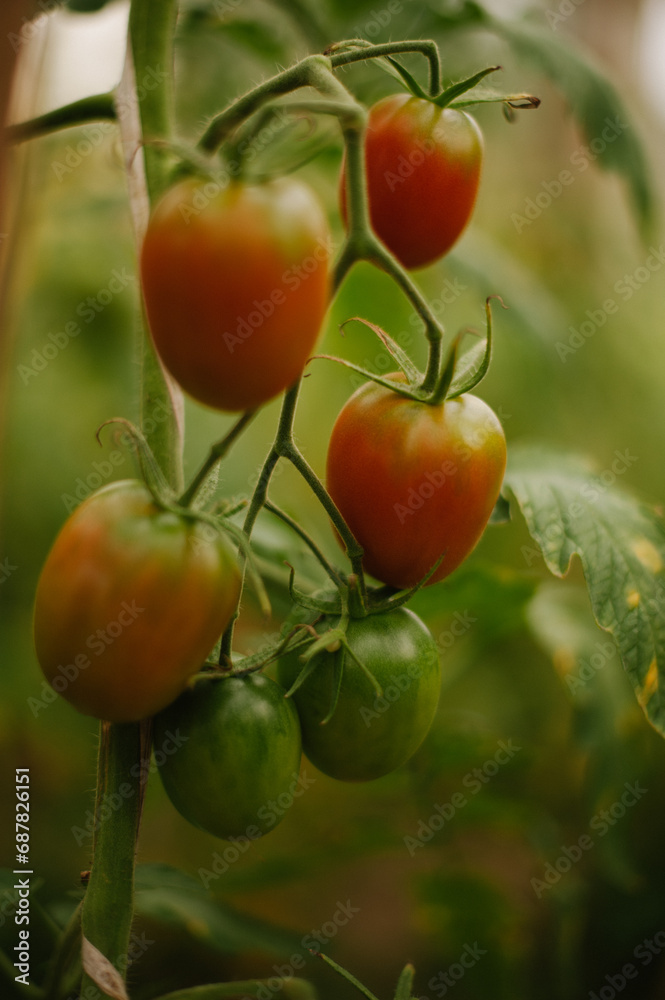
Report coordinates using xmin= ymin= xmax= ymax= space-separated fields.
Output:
xmin=6 ymin=93 xmax=116 ymax=143
xmin=210 ymin=49 xmax=452 ymax=659
xmin=198 ymin=54 xmax=333 ymax=154
xmin=79 ymin=724 xmax=144 ymax=999
xmin=327 ymin=38 xmax=442 ymax=96
xmin=219 ymin=380 xmax=366 ymax=661
xmin=264 ymin=500 xmax=343 ymax=587
xmin=331 ymin=120 xmax=444 ymax=392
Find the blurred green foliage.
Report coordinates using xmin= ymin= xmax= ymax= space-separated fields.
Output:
xmin=3 ymin=1 xmax=665 ymax=999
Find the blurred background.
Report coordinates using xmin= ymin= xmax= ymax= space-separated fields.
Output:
xmin=2 ymin=1 xmax=665 ymax=998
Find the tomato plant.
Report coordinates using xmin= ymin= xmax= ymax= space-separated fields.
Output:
xmin=154 ymin=673 xmax=302 ymax=839
xmin=141 ymin=176 xmax=331 ymax=412
xmin=340 ymin=94 xmax=483 ymax=269
xmin=326 ymin=377 xmax=507 ymax=588
xmin=15 ymin=7 xmax=662 ymax=997
xmin=278 ymin=608 xmax=441 ymax=782
xmin=33 ymin=480 xmax=241 ymax=722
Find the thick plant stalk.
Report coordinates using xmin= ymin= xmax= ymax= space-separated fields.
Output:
xmin=79 ymin=1 xmax=182 ymax=997
xmin=79 ymin=725 xmax=145 ymax=1000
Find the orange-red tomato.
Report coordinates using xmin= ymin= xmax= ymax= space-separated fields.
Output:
xmin=341 ymin=94 xmax=483 ymax=269
xmin=326 ymin=379 xmax=506 ymax=588
xmin=141 ymin=177 xmax=331 ymax=412
xmin=33 ymin=480 xmax=241 ymax=722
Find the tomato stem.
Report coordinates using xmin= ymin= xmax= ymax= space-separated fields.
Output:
xmin=198 ymin=54 xmax=335 ymax=154
xmin=327 ymin=39 xmax=442 ymax=96
xmin=6 ymin=93 xmax=116 ymax=144
xmin=79 ymin=723 xmax=146 ymax=998
xmin=264 ymin=500 xmax=345 ymax=587
xmin=219 ymin=377 xmax=369 ymax=661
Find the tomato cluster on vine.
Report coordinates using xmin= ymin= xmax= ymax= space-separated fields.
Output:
xmin=33 ymin=52 xmax=523 ymax=840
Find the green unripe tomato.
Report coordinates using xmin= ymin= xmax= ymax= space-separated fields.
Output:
xmin=278 ymin=608 xmax=441 ymax=782
xmin=153 ymin=673 xmax=302 ymax=840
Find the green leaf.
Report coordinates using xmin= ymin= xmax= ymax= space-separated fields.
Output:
xmin=133 ymin=865 xmax=303 ymax=956
xmin=489 ymin=493 xmax=511 ymax=525
xmin=152 ymin=980 xmax=317 ymax=1000
xmin=505 ymin=446 xmax=665 ymax=736
xmin=408 ymin=563 xmax=536 ymax=649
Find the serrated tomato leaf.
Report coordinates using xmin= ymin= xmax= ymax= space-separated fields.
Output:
xmin=505 ymin=447 xmax=665 ymax=736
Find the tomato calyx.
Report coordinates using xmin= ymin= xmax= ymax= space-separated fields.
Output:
xmin=262 ymin=557 xmax=446 ymax=717
xmin=97 ymin=417 xmax=270 ymax=617
xmin=376 ymin=53 xmax=539 ymax=116
xmin=433 ymin=293 xmax=506 ymax=403
xmin=315 ymin=295 xmax=503 ymax=408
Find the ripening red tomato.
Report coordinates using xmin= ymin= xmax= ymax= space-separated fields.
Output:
xmin=326 ymin=377 xmax=506 ymax=588
xmin=33 ymin=480 xmax=241 ymax=722
xmin=141 ymin=176 xmax=331 ymax=412
xmin=340 ymin=94 xmax=483 ymax=269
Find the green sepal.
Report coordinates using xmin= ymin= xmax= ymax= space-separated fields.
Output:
xmin=281 ymin=650 xmax=321 ymax=699
xmin=380 ymin=56 xmax=429 ymax=99
xmin=320 ymin=647 xmax=345 ymax=725
xmin=300 ymin=625 xmax=347 ymax=663
xmin=96 ymin=417 xmax=176 ymax=507
xmin=447 ymin=295 xmax=504 ymax=399
xmin=372 ymin=558 xmax=446 ymax=614
xmin=228 ymin=622 xmax=319 ymax=679
xmin=342 ymin=641 xmax=383 ymax=699
xmin=215 ymin=497 xmax=249 ymax=519
xmin=394 ymin=963 xmax=416 ymax=1000
xmin=285 ymin=564 xmax=340 ymax=614
xmin=430 ymin=330 xmax=464 ymax=404
xmin=312 ymin=355 xmax=427 ymax=401
xmin=340 ymin=317 xmax=422 ymax=385
xmin=450 ymin=90 xmax=540 ymax=112
xmin=433 ymin=64 xmax=501 ymax=108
